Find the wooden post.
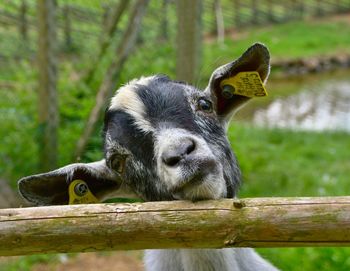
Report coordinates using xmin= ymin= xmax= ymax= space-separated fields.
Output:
xmin=176 ymin=0 xmax=202 ymax=84
xmin=37 ymin=0 xmax=58 ymax=171
xmin=2 ymin=197 xmax=350 ymax=256
xmin=19 ymin=0 xmax=28 ymax=41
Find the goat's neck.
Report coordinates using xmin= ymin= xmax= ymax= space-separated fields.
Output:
xmin=145 ymin=248 xmax=278 ymax=271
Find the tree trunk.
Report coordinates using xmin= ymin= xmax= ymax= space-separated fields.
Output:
xmin=74 ymin=0 xmax=149 ymax=161
xmin=19 ymin=0 xmax=28 ymax=41
xmin=214 ymin=0 xmax=224 ymax=43
xmin=2 ymin=197 xmax=350 ymax=256
xmin=176 ymin=0 xmax=202 ymax=84
xmin=84 ymin=0 xmax=130 ymax=84
xmin=37 ymin=0 xmax=58 ymax=171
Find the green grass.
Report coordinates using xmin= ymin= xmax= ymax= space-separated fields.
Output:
xmin=227 ymin=124 xmax=350 ymax=271
xmin=230 ymin=124 xmax=350 ymax=198
xmin=202 ymin=18 xmax=350 ymax=81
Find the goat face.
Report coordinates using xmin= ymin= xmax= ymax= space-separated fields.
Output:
xmin=18 ymin=43 xmax=270 ymax=205
xmin=104 ymin=75 xmax=240 ymax=201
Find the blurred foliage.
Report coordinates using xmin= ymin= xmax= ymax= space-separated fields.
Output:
xmin=2 ymin=15 xmax=350 ymax=184
xmin=1 ymin=1 xmax=350 ymax=270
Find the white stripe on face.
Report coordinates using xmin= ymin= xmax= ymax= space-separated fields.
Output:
xmin=109 ymin=77 xmax=155 ymax=134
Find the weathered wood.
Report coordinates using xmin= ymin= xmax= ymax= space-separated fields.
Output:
xmin=1 ymin=197 xmax=350 ymax=256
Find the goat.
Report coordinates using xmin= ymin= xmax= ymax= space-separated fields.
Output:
xmin=18 ymin=43 xmax=278 ymax=271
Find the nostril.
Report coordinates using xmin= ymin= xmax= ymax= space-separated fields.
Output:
xmin=163 ymin=155 xmax=181 ymax=167
xmin=185 ymin=140 xmax=196 ymax=155
xmin=161 ymin=138 xmax=196 ymax=167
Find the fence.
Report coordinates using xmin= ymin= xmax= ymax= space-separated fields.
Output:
xmin=1 ymin=0 xmax=350 ymax=61
xmin=1 ymin=197 xmax=350 ymax=256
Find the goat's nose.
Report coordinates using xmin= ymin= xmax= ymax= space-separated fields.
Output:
xmin=162 ymin=138 xmax=196 ymax=167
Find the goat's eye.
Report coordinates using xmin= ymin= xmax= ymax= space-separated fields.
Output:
xmin=110 ymin=155 xmax=127 ymax=174
xmin=198 ymin=98 xmax=213 ymax=112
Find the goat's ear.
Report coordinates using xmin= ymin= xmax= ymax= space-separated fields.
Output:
xmin=18 ymin=159 xmax=122 ymax=206
xmin=205 ymin=43 xmax=270 ymax=124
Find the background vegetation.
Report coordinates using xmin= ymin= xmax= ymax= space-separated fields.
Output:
xmin=1 ymin=0 xmax=350 ymax=270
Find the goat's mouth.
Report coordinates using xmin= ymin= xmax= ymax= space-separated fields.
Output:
xmin=171 ymin=177 xmax=225 ymax=201
xmin=172 ymin=172 xmax=206 ymax=194
xmin=170 ymin=160 xmax=225 ymax=201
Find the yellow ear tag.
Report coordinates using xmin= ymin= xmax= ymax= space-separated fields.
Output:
xmin=68 ymin=180 xmax=99 ymax=205
xmin=220 ymin=71 xmax=268 ymax=99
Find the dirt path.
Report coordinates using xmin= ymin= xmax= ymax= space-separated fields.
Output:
xmin=33 ymin=252 xmax=144 ymax=271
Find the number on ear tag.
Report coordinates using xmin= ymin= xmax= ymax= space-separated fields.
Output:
xmin=220 ymin=71 xmax=268 ymax=99
xmin=68 ymin=180 xmax=99 ymax=205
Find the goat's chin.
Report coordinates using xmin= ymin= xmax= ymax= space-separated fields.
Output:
xmin=172 ymin=176 xmax=227 ymax=201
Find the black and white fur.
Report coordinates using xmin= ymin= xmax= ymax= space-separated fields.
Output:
xmin=18 ymin=43 xmax=278 ymax=271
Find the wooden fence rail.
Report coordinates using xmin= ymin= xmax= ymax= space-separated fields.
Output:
xmin=1 ymin=197 xmax=350 ymax=256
